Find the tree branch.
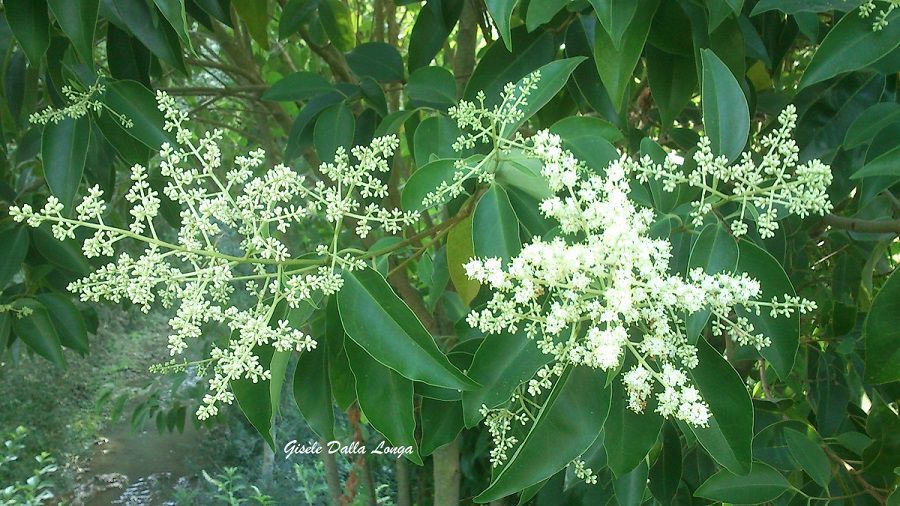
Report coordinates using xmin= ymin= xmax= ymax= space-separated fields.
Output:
xmin=822 ymin=214 xmax=900 ymax=234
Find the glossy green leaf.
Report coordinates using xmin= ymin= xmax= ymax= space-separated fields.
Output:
xmin=751 ymin=0 xmax=862 ymax=15
xmin=447 ymin=216 xmax=480 ymax=306
xmin=337 ymin=267 xmax=477 ymax=390
xmin=0 ymin=226 xmax=29 ymax=288
xmin=232 ymin=343 xmax=278 ymax=449
xmin=473 ymin=185 xmax=521 ymax=265
xmin=525 ymin=0 xmax=566 ymax=31
xmin=42 ymin=116 xmax=90 ymax=211
xmin=152 ymin=0 xmax=193 ymax=51
xmin=31 ymin=227 xmax=91 ymax=276
xmin=851 ymin=145 xmax=900 ymax=179
xmin=701 ymin=48 xmax=749 ymax=162
xmin=413 ymin=115 xmax=460 ymax=164
xmin=549 ymin=116 xmax=621 ymax=172
xmin=613 ymin=460 xmax=649 ymax=506
xmin=103 ymin=80 xmax=175 ymax=149
xmin=588 ymin=0 xmax=638 ymax=48
xmin=593 ymin=0 xmax=659 ymax=110
xmin=407 ymin=66 xmax=457 ymax=110
xmin=688 ymin=338 xmax=753 ymax=475
xmin=47 ymin=0 xmax=99 ymax=64
xmin=318 ymin=0 xmax=356 ymax=51
xmin=604 ymin=384 xmax=664 ymax=476
xmin=345 ymin=339 xmax=422 ymax=464
xmin=843 ymin=102 xmax=900 ymax=149
xmin=401 ymin=158 xmax=462 ymax=212
xmin=685 ymin=223 xmax=739 ymax=343
xmin=407 ymin=0 xmax=462 ymax=71
xmin=500 ymin=57 xmax=586 ymax=138
xmin=420 ymin=398 xmax=463 ymax=456
xmin=313 ymin=102 xmax=354 ymax=163
xmin=464 ymin=29 xmax=555 ymax=105
xmin=36 ymin=292 xmax=89 ymax=355
xmin=293 ymin=336 xmax=335 ymax=441
xmin=324 ymin=298 xmax=356 ymax=411
xmin=864 ymin=269 xmax=900 ymax=383
xmin=646 ymin=45 xmax=696 ymax=130
xmin=707 ymin=0 xmax=743 ymax=32
xmin=485 ymin=0 xmax=521 ymax=51
xmin=736 ymin=241 xmax=799 ymax=379
xmin=232 ymin=0 xmax=269 ymax=49
xmin=783 ymin=428 xmax=830 ymax=488
xmin=695 ymin=462 xmax=789 ymax=503
xmin=649 ymin=422 xmax=682 ymax=503
xmin=461 ymin=330 xmax=551 ymax=427
xmin=100 ymin=0 xmax=186 ymax=73
xmin=262 ymin=72 xmax=335 ymax=102
xmin=474 ymin=367 xmax=611 ymax=502
xmin=5 ymin=0 xmax=50 ymax=65
xmin=800 ymin=8 xmax=900 ymax=88
xmin=12 ymin=299 xmax=66 ymax=368
xmin=346 ymin=42 xmax=404 ymax=82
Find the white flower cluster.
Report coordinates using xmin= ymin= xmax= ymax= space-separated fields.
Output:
xmin=10 ymin=91 xmax=416 ymax=420
xmin=460 ymin=93 xmax=819 ymax=466
xmin=859 ymin=0 xmax=898 ymax=30
xmin=631 ymin=105 xmax=833 ymax=239
xmin=29 ymin=81 xmax=133 ymax=128
xmin=419 ymin=72 xmax=542 ymax=208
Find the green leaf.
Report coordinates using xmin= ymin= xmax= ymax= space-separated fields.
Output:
xmin=103 ymin=80 xmax=175 ymax=149
xmin=293 ymin=336 xmax=336 ymax=441
xmin=325 ymin=298 xmax=356 ymax=411
xmin=232 ymin=0 xmax=269 ymax=49
xmin=337 ymin=267 xmax=477 ymax=390
xmin=484 ymin=0 xmax=521 ymax=51
xmin=420 ymin=398 xmax=463 ymax=456
xmin=700 ymin=48 xmax=749 ymax=162
xmin=313 ymin=102 xmax=354 ymax=163
xmin=549 ymin=116 xmax=621 ymax=172
xmin=279 ymin=0 xmax=317 ymax=39
xmin=35 ymin=292 xmax=89 ymax=355
xmin=100 ymin=0 xmax=186 ymax=73
xmin=447 ymin=216 xmax=480 ymax=306
xmin=499 ymin=57 xmax=587 ymax=138
xmin=232 ymin=342 xmax=280 ymax=450
xmin=525 ymin=0 xmax=567 ymax=31
xmin=695 ymin=462 xmax=790 ymax=503
xmin=346 ymin=42 xmax=403 ymax=82
xmin=473 ymin=185 xmax=521 ymax=265
xmin=800 ymin=8 xmax=900 ymax=89
xmin=593 ymin=0 xmax=660 ymax=110
xmin=31 ymin=227 xmax=91 ymax=276
xmin=345 ymin=339 xmax=422 ymax=464
xmin=407 ymin=66 xmax=457 ymax=110
xmin=588 ymin=0 xmax=638 ymax=48
xmin=751 ymin=0 xmax=862 ymax=15
xmin=851 ymin=145 xmax=900 ymax=179
xmin=474 ymin=367 xmax=611 ymax=502
xmin=783 ymin=428 xmax=831 ymax=488
xmin=152 ymin=0 xmax=193 ymax=51
xmin=736 ymin=241 xmax=799 ymax=379
xmin=604 ymin=384 xmax=664 ymax=476
xmin=613 ymin=460 xmax=649 ymax=506
xmin=706 ymin=0 xmax=743 ymax=33
xmin=413 ymin=115 xmax=460 ymax=165
xmin=646 ymin=46 xmax=696 ymax=130
xmin=318 ymin=0 xmax=356 ymax=52
xmin=0 ymin=226 xmax=29 ymax=288
xmin=47 ymin=0 xmax=98 ymax=64
xmin=464 ymin=29 xmax=555 ymax=105
xmin=5 ymin=0 xmax=50 ymax=65
xmin=843 ymin=102 xmax=900 ymax=149
xmin=262 ymin=72 xmax=335 ymax=102
xmin=407 ymin=0 xmax=462 ymax=71
xmin=686 ymin=223 xmax=739 ymax=343
xmin=864 ymin=269 xmax=900 ymax=383
xmin=649 ymin=422 xmax=682 ymax=503
xmin=12 ymin=299 xmax=66 ymax=368
xmin=462 ymin=330 xmax=551 ymax=427
xmin=42 ymin=116 xmax=91 ymax=211
xmin=688 ymin=338 xmax=753 ymax=475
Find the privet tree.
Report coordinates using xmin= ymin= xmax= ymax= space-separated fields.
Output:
xmin=1 ymin=0 xmax=899 ymax=504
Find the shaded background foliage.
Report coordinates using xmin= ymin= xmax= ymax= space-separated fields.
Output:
xmin=0 ymin=0 xmax=898 ymax=504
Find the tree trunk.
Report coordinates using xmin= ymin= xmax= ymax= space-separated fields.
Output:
xmin=396 ymin=457 xmax=412 ymax=506
xmin=322 ymin=441 xmax=342 ymax=504
xmin=433 ymin=437 xmax=461 ymax=505
xmin=453 ymin=0 xmax=479 ymax=97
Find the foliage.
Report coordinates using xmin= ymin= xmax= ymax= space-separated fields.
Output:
xmin=1 ymin=0 xmax=899 ymax=504
xmin=0 ymin=427 xmax=57 ymax=506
